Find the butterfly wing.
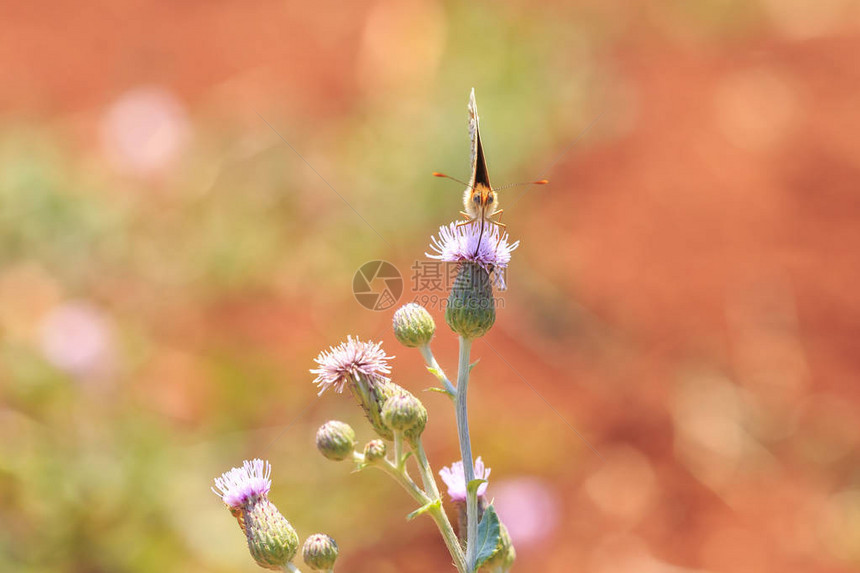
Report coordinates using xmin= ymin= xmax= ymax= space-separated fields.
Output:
xmin=468 ymin=88 xmax=479 ymax=190
xmin=465 ymin=89 xmax=492 ymax=215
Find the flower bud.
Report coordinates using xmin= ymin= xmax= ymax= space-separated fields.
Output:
xmin=349 ymin=375 xmax=400 ymax=440
xmin=302 ymin=533 xmax=338 ymax=571
xmin=392 ymin=303 xmax=436 ymax=347
xmin=382 ymin=391 xmax=427 ymax=444
xmin=363 ymin=439 xmax=387 ymax=462
xmin=315 ymin=421 xmax=356 ymax=461
xmin=243 ymin=498 xmax=300 ymax=570
xmin=445 ymin=263 xmax=495 ymax=339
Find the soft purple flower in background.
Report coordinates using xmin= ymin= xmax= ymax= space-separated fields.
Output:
xmin=426 ymin=222 xmax=519 ymax=289
xmin=101 ymin=85 xmax=190 ymax=177
xmin=40 ymin=301 xmax=115 ymax=380
xmin=439 ymin=456 xmax=491 ymax=503
xmin=311 ymin=335 xmax=393 ymax=395
xmin=493 ymin=477 xmax=560 ymax=548
xmin=212 ymin=459 xmax=272 ymax=509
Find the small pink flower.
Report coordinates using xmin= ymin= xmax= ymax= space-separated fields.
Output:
xmin=439 ymin=456 xmax=491 ymax=503
xmin=311 ymin=336 xmax=393 ymax=396
xmin=212 ymin=459 xmax=272 ymax=509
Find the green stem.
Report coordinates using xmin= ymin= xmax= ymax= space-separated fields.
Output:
xmin=283 ymin=563 xmax=301 ymax=573
xmin=355 ymin=452 xmax=427 ymax=501
xmin=428 ymin=500 xmax=468 ymax=573
xmin=455 ymin=336 xmax=478 ymax=572
xmin=413 ymin=440 xmax=467 ymax=572
xmin=394 ymin=431 xmax=405 ymax=470
xmin=355 ymin=450 xmax=467 ymax=573
xmin=413 ymin=440 xmax=441 ymax=498
xmin=418 ymin=344 xmax=457 ymax=397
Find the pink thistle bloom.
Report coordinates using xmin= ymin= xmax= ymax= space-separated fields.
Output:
xmin=311 ymin=336 xmax=393 ymax=396
xmin=439 ymin=456 xmax=491 ymax=503
xmin=426 ymin=222 xmax=519 ymax=290
xmin=212 ymin=459 xmax=272 ymax=509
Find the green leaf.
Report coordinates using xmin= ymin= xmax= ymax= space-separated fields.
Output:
xmin=469 ymin=358 xmax=481 ymax=372
xmin=406 ymin=499 xmax=441 ymax=521
xmin=466 ymin=478 xmax=487 ymax=497
xmin=473 ymin=505 xmax=501 ymax=569
xmin=426 ymin=366 xmax=444 ymax=378
xmin=425 ymin=386 xmax=453 ymax=395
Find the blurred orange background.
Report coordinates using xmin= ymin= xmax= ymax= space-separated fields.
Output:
xmin=2 ymin=1 xmax=860 ymax=572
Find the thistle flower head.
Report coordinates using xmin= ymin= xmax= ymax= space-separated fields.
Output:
xmin=212 ymin=458 xmax=272 ymax=509
xmin=311 ymin=336 xmax=393 ymax=396
xmin=427 ymin=222 xmax=519 ymax=290
xmin=213 ymin=459 xmax=299 ymax=570
xmin=244 ymin=498 xmax=299 ymax=569
xmin=382 ymin=391 xmax=428 ymax=443
xmin=392 ymin=303 xmax=436 ymax=347
xmin=445 ymin=262 xmax=496 ymax=339
xmin=439 ymin=456 xmax=491 ymax=503
xmin=315 ymin=420 xmax=356 ymax=461
xmin=363 ymin=439 xmax=387 ymax=462
xmin=302 ymin=533 xmax=339 ymax=571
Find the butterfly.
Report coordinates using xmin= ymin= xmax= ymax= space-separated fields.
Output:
xmin=434 ymin=88 xmax=547 ymax=249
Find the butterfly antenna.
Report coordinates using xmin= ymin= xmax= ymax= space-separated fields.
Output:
xmin=495 ymin=179 xmax=549 ymax=191
xmin=433 ymin=172 xmax=473 ymax=190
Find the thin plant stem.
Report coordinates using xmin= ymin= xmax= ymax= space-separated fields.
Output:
xmin=413 ymin=440 xmax=442 ymax=499
xmin=355 ymin=452 xmax=427 ymax=502
xmin=418 ymin=344 xmax=457 ymax=396
xmin=283 ymin=563 xmax=301 ymax=573
xmin=412 ymin=440 xmax=468 ymax=570
xmin=394 ymin=431 xmax=405 ymax=470
xmin=427 ymin=500 xmax=468 ymax=573
xmin=455 ymin=336 xmax=478 ymax=571
xmin=354 ymin=452 xmax=467 ymax=573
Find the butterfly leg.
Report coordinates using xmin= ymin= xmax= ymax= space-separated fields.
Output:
xmin=456 ymin=212 xmax=476 ymax=228
xmin=490 ymin=209 xmax=506 ymax=229
xmin=489 ymin=210 xmax=506 ymax=247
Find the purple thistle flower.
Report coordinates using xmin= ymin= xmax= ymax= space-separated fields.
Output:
xmin=426 ymin=222 xmax=519 ymax=290
xmin=311 ymin=336 xmax=393 ymax=396
xmin=439 ymin=456 xmax=491 ymax=503
xmin=212 ymin=458 xmax=272 ymax=509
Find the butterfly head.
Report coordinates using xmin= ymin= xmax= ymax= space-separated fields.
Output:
xmin=469 ymin=182 xmax=496 ymax=215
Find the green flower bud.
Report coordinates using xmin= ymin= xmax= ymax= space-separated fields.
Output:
xmin=392 ymin=303 xmax=436 ymax=347
xmin=382 ymin=391 xmax=427 ymax=444
xmin=349 ymin=374 xmax=400 ymax=440
xmin=363 ymin=439 xmax=387 ymax=462
xmin=242 ymin=498 xmax=299 ymax=570
xmin=302 ymin=533 xmax=339 ymax=571
xmin=315 ymin=421 xmax=356 ymax=461
xmin=445 ymin=263 xmax=495 ymax=339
